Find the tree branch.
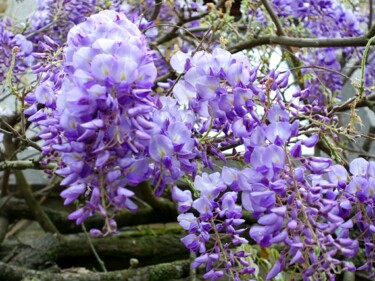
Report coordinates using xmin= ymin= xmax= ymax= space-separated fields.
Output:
xmin=260 ymin=0 xmax=304 ymax=87
xmin=261 ymin=0 xmax=286 ymax=36
xmin=138 ymin=181 xmax=176 ymax=213
xmin=3 ymin=231 xmax=189 ymax=270
xmin=0 ymin=259 xmax=190 ymax=281
xmin=327 ymin=92 xmax=375 ymax=114
xmin=3 ymin=136 xmax=59 ymax=234
xmin=229 ymin=35 xmax=375 ymax=53
xmin=155 ymin=12 xmax=208 ymax=45
xmin=150 ymin=0 xmax=162 ymax=21
xmin=0 ymin=160 xmax=56 ymax=171
xmin=0 ymin=217 xmax=9 ymax=245
xmin=0 ymin=197 xmax=179 ymax=234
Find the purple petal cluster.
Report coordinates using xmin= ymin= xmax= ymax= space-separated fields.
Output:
xmin=171 ymin=48 xmax=293 ymax=171
xmin=25 ymin=10 xmax=200 ymax=233
xmin=343 ymin=158 xmax=375 ymax=276
xmin=175 ymin=171 xmax=254 ymax=281
xmin=245 ymin=153 xmax=373 ymax=280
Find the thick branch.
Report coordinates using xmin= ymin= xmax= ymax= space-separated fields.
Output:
xmin=0 ymin=160 xmax=56 ymax=171
xmin=328 ymin=92 xmax=375 ymax=114
xmin=150 ymin=0 xmax=162 ymax=21
xmin=4 ymin=232 xmax=189 ymax=270
xmin=0 ymin=217 xmax=9 ymax=245
xmin=0 ymin=259 xmax=190 ymax=281
xmin=138 ymin=181 xmax=176 ymax=214
xmin=260 ymin=0 xmax=304 ymax=87
xmin=229 ymin=35 xmax=375 ymax=53
xmin=3 ymin=136 xmax=59 ymax=234
xmin=0 ymin=197 xmax=178 ymax=234
xmin=369 ymin=24 xmax=375 ymax=38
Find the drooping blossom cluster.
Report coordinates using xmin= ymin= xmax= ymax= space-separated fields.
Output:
xmin=173 ymin=172 xmax=254 ymax=281
xmin=168 ymin=44 xmax=375 ymax=279
xmin=344 ymin=158 xmax=375 ymax=277
xmin=26 ymin=10 xmax=196 ymax=234
xmin=170 ymin=47 xmax=291 ymax=169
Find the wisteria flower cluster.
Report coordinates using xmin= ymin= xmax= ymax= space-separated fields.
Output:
xmin=174 ymin=172 xmax=254 ymax=281
xmin=27 ymin=10 xmax=158 ymax=233
xmin=26 ymin=10 xmax=203 ymax=235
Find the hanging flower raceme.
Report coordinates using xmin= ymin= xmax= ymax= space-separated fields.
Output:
xmin=25 ymin=10 xmax=200 ymax=234
xmin=25 ymin=10 xmax=157 ymax=234
xmin=175 ymin=171 xmax=254 ymax=281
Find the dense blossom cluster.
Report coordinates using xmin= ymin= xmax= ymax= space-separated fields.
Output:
xmin=169 ymin=47 xmax=359 ymax=279
xmin=174 ymin=173 xmax=254 ymax=281
xmin=26 ymin=10 xmax=203 ymax=235
xmin=27 ymin=10 xmax=157 ymax=233
xmin=268 ymin=0 xmax=371 ymax=104
xmin=1 ymin=0 xmax=375 ymax=280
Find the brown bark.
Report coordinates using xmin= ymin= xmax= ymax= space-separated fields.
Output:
xmin=0 ymin=259 xmax=190 ymax=281
xmin=0 ymin=197 xmax=179 ymax=234
xmin=3 ymin=232 xmax=189 ymax=270
xmin=2 ymin=135 xmax=58 ymax=234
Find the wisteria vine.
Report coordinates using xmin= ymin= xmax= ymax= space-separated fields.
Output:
xmin=1 ymin=0 xmax=375 ymax=280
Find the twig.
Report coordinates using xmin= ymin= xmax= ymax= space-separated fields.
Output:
xmin=146 ymin=23 xmax=203 ymax=47
xmin=0 ymin=118 xmax=41 ymax=151
xmin=288 ymin=65 xmax=353 ymax=82
xmin=156 ymin=12 xmax=209 ymax=45
xmin=369 ymin=0 xmax=374 ymax=31
xmin=261 ymin=0 xmax=286 ymax=36
xmin=82 ymin=222 xmax=107 ymax=272
xmin=359 ymin=35 xmax=375 ymax=97
xmin=362 ymin=126 xmax=375 ymax=153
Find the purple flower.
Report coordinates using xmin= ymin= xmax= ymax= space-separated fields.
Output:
xmin=170 ymin=51 xmax=191 ymax=74
xmin=328 ymin=165 xmax=348 ymax=184
xmin=242 ymin=190 xmax=275 ymax=213
xmin=177 ymin=213 xmax=197 ymax=230
xmin=265 ymin=122 xmax=292 ymax=145
xmin=172 ymin=186 xmax=193 ymax=212
xmin=149 ymin=134 xmax=174 ymax=162
xmin=349 ymin=158 xmax=369 ymax=177
xmin=194 ymin=172 xmax=226 ymax=200
xmin=60 ymin=183 xmax=86 ymax=205
xmin=266 ymin=254 xmax=285 ymax=280
xmin=181 ymin=234 xmax=206 ymax=253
